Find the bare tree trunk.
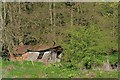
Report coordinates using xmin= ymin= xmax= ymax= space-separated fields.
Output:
xmin=49 ymin=2 xmax=53 ymax=27
xmin=19 ymin=0 xmax=21 ymax=28
xmin=53 ymin=1 xmax=56 ymax=41
xmin=7 ymin=3 xmax=14 ymax=52
xmin=70 ymin=6 xmax=73 ymax=27
xmin=3 ymin=3 xmax=15 ymax=53
xmin=53 ymin=1 xmax=56 ymax=27
xmin=3 ymin=2 xmax=6 ymax=25
xmin=7 ymin=3 xmax=13 ymax=24
xmin=0 ymin=2 xmax=2 ymax=78
xmin=3 ymin=2 xmax=7 ymax=45
xmin=0 ymin=2 xmax=3 ymax=52
xmin=18 ymin=1 xmax=23 ymax=45
xmin=77 ymin=3 xmax=80 ymax=13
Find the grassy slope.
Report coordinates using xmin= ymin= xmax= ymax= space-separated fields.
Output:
xmin=2 ymin=61 xmax=118 ymax=78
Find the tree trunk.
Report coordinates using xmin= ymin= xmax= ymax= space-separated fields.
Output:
xmin=77 ymin=3 xmax=80 ymax=13
xmin=53 ymin=1 xmax=56 ymax=27
xmin=70 ymin=6 xmax=73 ymax=27
xmin=0 ymin=2 xmax=3 ymax=51
xmin=49 ymin=2 xmax=53 ymax=27
xmin=53 ymin=1 xmax=56 ymax=41
xmin=18 ymin=1 xmax=23 ymax=44
xmin=3 ymin=2 xmax=7 ymax=47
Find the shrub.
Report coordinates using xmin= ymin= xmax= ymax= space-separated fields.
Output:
xmin=61 ymin=25 xmax=105 ymax=69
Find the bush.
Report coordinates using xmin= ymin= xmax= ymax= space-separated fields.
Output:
xmin=61 ymin=25 xmax=105 ymax=69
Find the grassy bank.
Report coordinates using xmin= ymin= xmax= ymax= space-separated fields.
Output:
xmin=2 ymin=61 xmax=118 ymax=78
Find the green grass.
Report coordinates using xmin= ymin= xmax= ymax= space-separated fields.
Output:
xmin=2 ymin=61 xmax=118 ymax=78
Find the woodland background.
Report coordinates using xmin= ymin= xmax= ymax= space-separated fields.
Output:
xmin=1 ymin=2 xmax=119 ymax=78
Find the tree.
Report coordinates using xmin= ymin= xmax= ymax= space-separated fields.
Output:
xmin=0 ymin=2 xmax=3 ymax=52
xmin=49 ymin=1 xmax=53 ymax=27
xmin=65 ymin=2 xmax=75 ymax=27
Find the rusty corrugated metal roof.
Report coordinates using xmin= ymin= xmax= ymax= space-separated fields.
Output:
xmin=13 ymin=44 xmax=53 ymax=54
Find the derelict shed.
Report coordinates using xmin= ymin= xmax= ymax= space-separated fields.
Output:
xmin=25 ymin=46 xmax=63 ymax=63
xmin=10 ymin=45 xmax=63 ymax=64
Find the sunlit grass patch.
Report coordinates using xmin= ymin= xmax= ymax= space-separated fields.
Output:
xmin=2 ymin=61 xmax=118 ymax=78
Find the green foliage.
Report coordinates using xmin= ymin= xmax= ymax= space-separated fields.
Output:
xmin=109 ymin=53 xmax=118 ymax=64
xmin=98 ymin=2 xmax=118 ymax=18
xmin=61 ymin=25 xmax=117 ymax=69
xmin=62 ymin=25 xmax=101 ymax=69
